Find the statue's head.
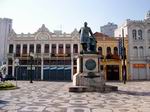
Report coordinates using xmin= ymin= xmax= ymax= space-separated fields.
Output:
xmin=84 ymin=22 xmax=88 ymax=27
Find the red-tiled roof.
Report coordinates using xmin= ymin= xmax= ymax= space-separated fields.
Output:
xmin=94 ymin=32 xmax=118 ymax=41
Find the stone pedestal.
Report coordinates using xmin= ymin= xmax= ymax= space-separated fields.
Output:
xmin=69 ymin=53 xmax=118 ymax=92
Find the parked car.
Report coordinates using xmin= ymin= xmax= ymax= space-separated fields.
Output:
xmin=4 ymin=75 xmax=16 ymax=81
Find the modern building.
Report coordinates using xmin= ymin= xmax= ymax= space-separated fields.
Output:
xmin=94 ymin=32 xmax=129 ymax=81
xmin=0 ymin=18 xmax=12 ymax=65
xmin=100 ymin=22 xmax=118 ymax=37
xmin=7 ymin=24 xmax=80 ymax=81
xmin=115 ymin=10 xmax=150 ymax=80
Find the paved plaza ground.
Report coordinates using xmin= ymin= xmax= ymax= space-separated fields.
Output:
xmin=0 ymin=81 xmax=150 ymax=112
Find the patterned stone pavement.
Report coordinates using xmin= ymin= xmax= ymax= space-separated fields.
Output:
xmin=0 ymin=81 xmax=150 ymax=112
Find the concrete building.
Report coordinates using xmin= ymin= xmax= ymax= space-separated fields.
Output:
xmin=115 ymin=10 xmax=150 ymax=80
xmin=94 ymin=32 xmax=129 ymax=81
xmin=100 ymin=22 xmax=118 ymax=37
xmin=7 ymin=24 xmax=80 ymax=81
xmin=0 ymin=18 xmax=12 ymax=65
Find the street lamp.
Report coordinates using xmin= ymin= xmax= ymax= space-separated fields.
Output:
xmin=29 ymin=52 xmax=34 ymax=83
xmin=14 ymin=58 xmax=19 ymax=87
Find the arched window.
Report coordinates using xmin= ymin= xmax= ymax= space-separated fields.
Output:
xmin=98 ymin=47 xmax=102 ymax=55
xmin=66 ymin=44 xmax=71 ymax=55
xmin=9 ymin=44 xmax=13 ymax=53
xmin=148 ymin=47 xmax=150 ymax=56
xmin=106 ymin=47 xmax=112 ymax=59
xmin=132 ymin=30 xmax=137 ymax=40
xmin=16 ymin=44 xmax=21 ymax=57
xmin=133 ymin=46 xmax=138 ymax=57
xmin=51 ymin=44 xmax=56 ymax=55
xmin=23 ymin=44 xmax=27 ymax=54
xmin=36 ymin=44 xmax=41 ymax=53
xmin=148 ymin=29 xmax=150 ymax=40
xmin=58 ymin=44 xmax=63 ymax=54
xmin=138 ymin=30 xmax=142 ymax=40
xmin=44 ymin=44 xmax=49 ymax=53
xmin=139 ymin=46 xmax=144 ymax=58
xmin=73 ymin=44 xmax=78 ymax=53
xmin=114 ymin=47 xmax=118 ymax=55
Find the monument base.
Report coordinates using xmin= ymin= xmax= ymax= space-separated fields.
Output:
xmin=69 ymin=53 xmax=118 ymax=92
xmin=69 ymin=85 xmax=118 ymax=92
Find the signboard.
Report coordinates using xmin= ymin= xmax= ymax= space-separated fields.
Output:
xmin=133 ymin=64 xmax=146 ymax=68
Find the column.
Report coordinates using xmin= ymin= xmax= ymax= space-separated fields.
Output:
xmin=20 ymin=44 xmax=23 ymax=55
xmin=12 ymin=59 xmax=15 ymax=76
xmin=34 ymin=44 xmax=36 ymax=53
xmin=146 ymin=64 xmax=149 ymax=80
xmin=71 ymin=44 xmax=73 ymax=54
xmin=63 ymin=44 xmax=66 ymax=54
xmin=41 ymin=58 xmax=43 ymax=80
xmin=12 ymin=44 xmax=16 ymax=76
xmin=27 ymin=44 xmax=29 ymax=54
xmin=6 ymin=58 xmax=8 ymax=75
xmin=78 ymin=43 xmax=80 ymax=53
xmin=13 ymin=44 xmax=16 ymax=54
xmin=56 ymin=43 xmax=58 ymax=54
xmin=49 ymin=44 xmax=51 ymax=54
xmin=71 ymin=54 xmax=74 ymax=80
xmin=41 ymin=44 xmax=44 ymax=54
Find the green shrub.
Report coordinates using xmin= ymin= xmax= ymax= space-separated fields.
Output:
xmin=0 ymin=82 xmax=15 ymax=88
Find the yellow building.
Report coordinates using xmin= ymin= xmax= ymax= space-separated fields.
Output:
xmin=94 ymin=32 xmax=129 ymax=81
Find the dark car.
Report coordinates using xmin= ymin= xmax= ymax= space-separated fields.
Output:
xmin=4 ymin=75 xmax=16 ymax=81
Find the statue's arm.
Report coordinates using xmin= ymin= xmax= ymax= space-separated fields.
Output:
xmin=79 ymin=29 xmax=81 ymax=34
xmin=89 ymin=28 xmax=94 ymax=37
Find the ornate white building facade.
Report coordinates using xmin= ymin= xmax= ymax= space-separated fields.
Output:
xmin=7 ymin=24 xmax=80 ymax=81
xmin=115 ymin=10 xmax=150 ymax=80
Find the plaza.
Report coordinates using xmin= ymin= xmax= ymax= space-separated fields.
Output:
xmin=0 ymin=81 xmax=150 ymax=112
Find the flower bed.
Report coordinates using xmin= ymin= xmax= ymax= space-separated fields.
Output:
xmin=0 ymin=82 xmax=16 ymax=90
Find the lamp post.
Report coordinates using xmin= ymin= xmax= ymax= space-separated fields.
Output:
xmin=29 ymin=52 xmax=34 ymax=83
xmin=122 ymin=29 xmax=126 ymax=84
xmin=14 ymin=58 xmax=19 ymax=87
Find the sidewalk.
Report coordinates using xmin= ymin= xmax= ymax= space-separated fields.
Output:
xmin=0 ymin=81 xmax=150 ymax=112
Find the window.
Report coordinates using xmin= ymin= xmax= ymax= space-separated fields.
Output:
xmin=114 ymin=47 xmax=118 ymax=55
xmin=133 ymin=46 xmax=138 ymax=57
xmin=106 ymin=47 xmax=112 ymax=59
xmin=9 ymin=44 xmax=13 ymax=53
xmin=149 ymin=47 xmax=150 ymax=56
xmin=132 ymin=30 xmax=137 ymax=40
xmin=73 ymin=44 xmax=78 ymax=53
xmin=36 ymin=44 xmax=41 ymax=53
xmin=148 ymin=29 xmax=150 ymax=41
xmin=139 ymin=46 xmax=144 ymax=58
xmin=66 ymin=44 xmax=71 ymax=55
xmin=98 ymin=47 xmax=102 ymax=55
xmin=16 ymin=44 xmax=21 ymax=57
xmin=44 ymin=44 xmax=49 ymax=53
xmin=138 ymin=30 xmax=142 ymax=40
xmin=29 ymin=44 xmax=34 ymax=53
xmin=51 ymin=44 xmax=56 ymax=55
xmin=22 ymin=44 xmax=27 ymax=54
xmin=58 ymin=44 xmax=63 ymax=54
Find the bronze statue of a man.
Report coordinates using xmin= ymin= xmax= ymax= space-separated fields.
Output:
xmin=79 ymin=22 xmax=96 ymax=52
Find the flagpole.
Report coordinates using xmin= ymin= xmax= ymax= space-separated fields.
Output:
xmin=122 ymin=29 xmax=126 ymax=84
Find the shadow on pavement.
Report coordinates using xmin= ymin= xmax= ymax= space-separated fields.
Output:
xmin=117 ymin=90 xmax=150 ymax=96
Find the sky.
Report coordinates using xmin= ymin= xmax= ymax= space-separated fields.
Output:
xmin=0 ymin=0 xmax=150 ymax=34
